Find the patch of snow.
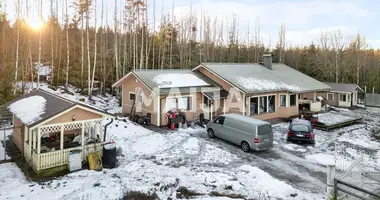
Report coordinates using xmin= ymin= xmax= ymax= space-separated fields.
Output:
xmin=235 ymin=76 xmax=304 ymax=92
xmin=283 ymin=143 xmax=307 ymax=153
xmin=337 ymin=129 xmax=380 ymax=150
xmin=305 ymin=153 xmax=335 ymax=166
xmin=201 ymin=144 xmax=237 ymax=165
xmin=315 ymin=112 xmax=359 ymax=126
xmin=153 ymin=73 xmax=210 ymax=88
xmin=36 ymin=65 xmax=52 ymax=76
xmin=8 ymin=95 xmax=46 ymax=125
xmin=182 ymin=137 xmax=199 ymax=155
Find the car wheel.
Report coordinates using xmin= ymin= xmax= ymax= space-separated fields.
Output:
xmin=241 ymin=141 xmax=250 ymax=152
xmin=207 ymin=129 xmax=215 ymax=138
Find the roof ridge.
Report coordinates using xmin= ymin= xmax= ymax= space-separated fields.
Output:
xmin=38 ymin=89 xmax=75 ymax=104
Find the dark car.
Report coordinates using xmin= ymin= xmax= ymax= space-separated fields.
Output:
xmin=287 ymin=119 xmax=315 ymax=144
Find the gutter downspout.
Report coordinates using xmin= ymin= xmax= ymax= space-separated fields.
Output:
xmin=103 ymin=118 xmax=114 ymax=142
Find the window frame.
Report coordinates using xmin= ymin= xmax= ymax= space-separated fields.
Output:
xmin=279 ymin=94 xmax=287 ymax=107
xmin=165 ymin=95 xmax=193 ymax=112
xmin=249 ymin=94 xmax=277 ymax=116
xmin=129 ymin=92 xmax=136 ymax=101
xmin=289 ymin=94 xmax=297 ymax=106
xmin=339 ymin=94 xmax=347 ymax=102
xmin=327 ymin=93 xmax=334 ymax=101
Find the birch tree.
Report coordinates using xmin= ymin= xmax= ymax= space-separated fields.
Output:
xmin=50 ymin=0 xmax=55 ymax=84
xmin=14 ymin=0 xmax=20 ymax=94
xmin=330 ymin=30 xmax=347 ymax=83
xmin=37 ymin=0 xmax=43 ymax=88
xmin=86 ymin=0 xmax=92 ymax=95
xmin=90 ymin=0 xmax=97 ymax=96
xmin=114 ymin=0 xmax=119 ymax=80
xmin=65 ymin=0 xmax=70 ymax=88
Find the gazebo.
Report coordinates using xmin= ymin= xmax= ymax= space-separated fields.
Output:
xmin=8 ymin=90 xmax=113 ymax=174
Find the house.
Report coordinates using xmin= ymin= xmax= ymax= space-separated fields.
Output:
xmin=113 ymin=54 xmax=331 ymax=125
xmin=192 ymin=54 xmax=331 ymax=120
xmin=321 ymin=82 xmax=363 ymax=108
xmin=7 ymin=90 xmax=113 ymax=174
xmin=112 ymin=69 xmax=223 ymax=126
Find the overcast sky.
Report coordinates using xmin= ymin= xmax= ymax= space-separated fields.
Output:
xmin=3 ymin=0 xmax=380 ymax=49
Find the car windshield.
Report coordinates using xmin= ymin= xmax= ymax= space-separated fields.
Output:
xmin=258 ymin=124 xmax=272 ymax=135
xmin=291 ymin=124 xmax=309 ymax=132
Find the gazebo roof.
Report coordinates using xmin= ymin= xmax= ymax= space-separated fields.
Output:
xmin=8 ymin=89 xmax=112 ymax=127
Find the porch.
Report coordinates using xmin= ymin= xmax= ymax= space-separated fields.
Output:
xmin=23 ymin=119 xmax=104 ymax=172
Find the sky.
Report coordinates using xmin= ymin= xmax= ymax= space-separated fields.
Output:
xmin=2 ymin=0 xmax=380 ymax=49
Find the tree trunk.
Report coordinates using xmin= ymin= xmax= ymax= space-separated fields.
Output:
xmin=50 ymin=0 xmax=54 ymax=85
xmin=86 ymin=9 xmax=91 ymax=96
xmin=114 ymin=0 xmax=119 ymax=81
xmin=65 ymin=0 xmax=70 ymax=88
xmin=81 ymin=13 xmax=84 ymax=89
xmin=90 ymin=0 xmax=98 ymax=97
xmin=14 ymin=0 xmax=20 ymax=94
xmin=37 ymin=0 xmax=42 ymax=89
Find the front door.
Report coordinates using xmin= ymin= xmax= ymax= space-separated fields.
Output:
xmin=203 ymin=94 xmax=212 ymax=121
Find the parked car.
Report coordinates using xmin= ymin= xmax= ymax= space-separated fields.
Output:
xmin=206 ymin=114 xmax=274 ymax=152
xmin=287 ymin=118 xmax=315 ymax=144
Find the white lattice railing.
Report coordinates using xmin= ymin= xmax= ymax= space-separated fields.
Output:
xmin=34 ymin=143 xmax=103 ymax=171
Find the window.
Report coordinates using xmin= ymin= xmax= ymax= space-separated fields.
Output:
xmin=290 ymin=94 xmax=296 ymax=106
xmin=166 ymin=96 xmax=192 ymax=111
xmin=280 ymin=95 xmax=287 ymax=107
xmin=213 ymin=116 xmax=225 ymax=125
xmin=268 ymin=95 xmax=275 ymax=113
xmin=129 ymin=92 xmax=142 ymax=101
xmin=258 ymin=124 xmax=272 ymax=135
xmin=129 ymin=92 xmax=136 ymax=101
xmin=327 ymin=93 xmax=334 ymax=100
xmin=340 ymin=94 xmax=347 ymax=102
xmin=259 ymin=96 xmax=268 ymax=114
xmin=291 ymin=124 xmax=310 ymax=132
xmin=250 ymin=97 xmax=258 ymax=115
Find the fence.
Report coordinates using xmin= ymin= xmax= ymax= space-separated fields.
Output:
xmin=327 ymin=143 xmax=380 ymax=199
xmin=365 ymin=93 xmax=380 ymax=108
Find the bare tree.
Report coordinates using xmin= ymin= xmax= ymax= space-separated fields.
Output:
xmin=330 ymin=29 xmax=347 ymax=83
xmin=169 ymin=0 xmax=174 ymax=68
xmin=86 ymin=0 xmax=92 ymax=95
xmin=50 ymin=0 xmax=55 ymax=84
xmin=37 ymin=0 xmax=43 ymax=88
xmin=277 ymin=21 xmax=286 ymax=63
xmin=65 ymin=0 xmax=70 ymax=88
xmin=114 ymin=0 xmax=119 ymax=80
xmin=14 ymin=0 xmax=20 ymax=94
xmin=90 ymin=0 xmax=97 ymax=96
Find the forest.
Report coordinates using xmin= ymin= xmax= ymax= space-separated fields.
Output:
xmin=1 ymin=0 xmax=380 ymax=105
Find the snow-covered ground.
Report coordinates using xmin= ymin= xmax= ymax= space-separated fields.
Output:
xmin=1 ymin=84 xmax=380 ymax=199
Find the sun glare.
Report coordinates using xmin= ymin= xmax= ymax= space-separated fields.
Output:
xmin=28 ymin=15 xmax=44 ymax=30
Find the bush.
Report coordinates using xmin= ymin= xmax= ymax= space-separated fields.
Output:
xmin=78 ymin=98 xmax=85 ymax=102
xmin=176 ymin=186 xmax=201 ymax=199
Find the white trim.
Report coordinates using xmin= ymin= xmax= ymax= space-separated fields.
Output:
xmin=40 ymin=118 xmax=102 ymax=129
xmin=279 ymin=93 xmax=287 ymax=107
xmin=289 ymin=93 xmax=297 ymax=107
xmin=156 ymin=95 xmax=160 ymax=126
xmin=30 ymin=105 xmax=112 ymax=130
xmin=248 ymin=93 xmax=277 ymax=116
xmin=165 ymin=95 xmax=194 ymax=112
xmin=112 ymin=71 xmax=133 ymax=87
xmin=223 ymin=99 xmax=226 ymax=114
xmin=242 ymin=94 xmax=246 ymax=116
xmin=327 ymin=93 xmax=334 ymax=100
xmin=192 ymin=64 xmax=246 ymax=94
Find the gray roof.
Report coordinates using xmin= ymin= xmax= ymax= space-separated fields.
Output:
xmin=324 ymin=82 xmax=363 ymax=93
xmin=222 ymin=113 xmax=270 ymax=125
xmin=198 ymin=63 xmax=331 ymax=94
xmin=8 ymin=90 xmax=111 ymax=127
xmin=133 ymin=69 xmax=220 ymax=94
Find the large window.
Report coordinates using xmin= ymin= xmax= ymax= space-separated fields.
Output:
xmin=166 ymin=96 xmax=192 ymax=111
xmin=250 ymin=95 xmax=276 ymax=115
xmin=290 ymin=94 xmax=296 ymax=106
xmin=250 ymin=97 xmax=258 ymax=115
xmin=280 ymin=95 xmax=287 ymax=107
xmin=340 ymin=94 xmax=347 ymax=102
xmin=268 ymin=95 xmax=275 ymax=113
xmin=259 ymin=96 xmax=268 ymax=114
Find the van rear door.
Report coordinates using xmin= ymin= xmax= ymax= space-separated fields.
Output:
xmin=256 ymin=124 xmax=273 ymax=144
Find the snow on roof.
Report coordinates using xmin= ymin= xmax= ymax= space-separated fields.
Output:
xmin=235 ymin=76 xmax=304 ymax=92
xmin=8 ymin=95 xmax=47 ymax=125
xmin=152 ymin=73 xmax=210 ymax=88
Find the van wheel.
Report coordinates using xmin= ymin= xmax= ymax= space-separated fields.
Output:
xmin=207 ymin=129 xmax=215 ymax=138
xmin=241 ymin=141 xmax=250 ymax=152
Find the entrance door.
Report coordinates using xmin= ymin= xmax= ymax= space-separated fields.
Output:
xmin=203 ymin=94 xmax=211 ymax=121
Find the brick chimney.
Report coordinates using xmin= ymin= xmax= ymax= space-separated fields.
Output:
xmin=263 ymin=54 xmax=273 ymax=70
